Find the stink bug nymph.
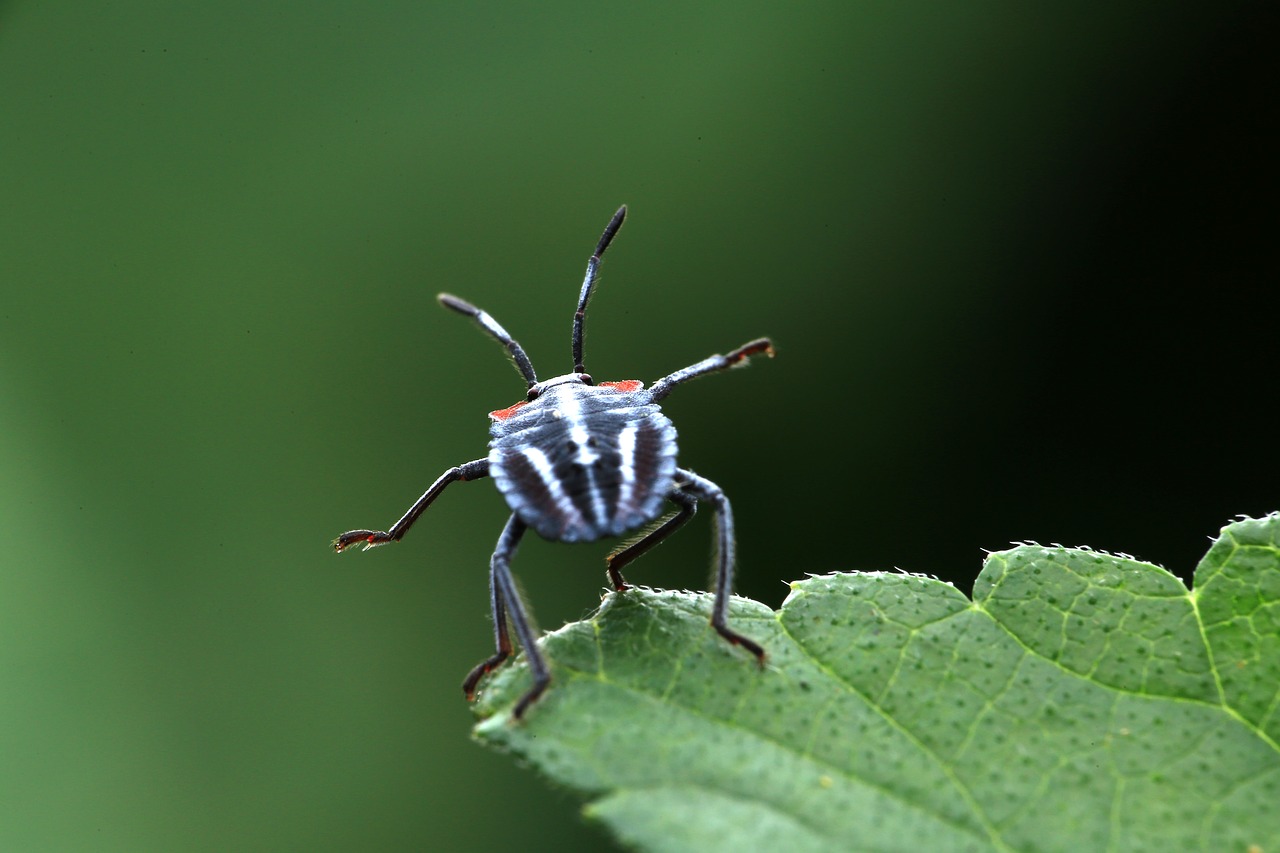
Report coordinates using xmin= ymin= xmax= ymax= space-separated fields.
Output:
xmin=334 ymin=205 xmax=773 ymax=719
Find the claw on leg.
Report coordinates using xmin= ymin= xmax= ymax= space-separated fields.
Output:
xmin=333 ymin=530 xmax=393 ymax=552
xmin=462 ymin=651 xmax=510 ymax=701
xmin=716 ymin=624 xmax=767 ymax=667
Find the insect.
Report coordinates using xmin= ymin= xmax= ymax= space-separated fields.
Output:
xmin=334 ymin=205 xmax=773 ymax=718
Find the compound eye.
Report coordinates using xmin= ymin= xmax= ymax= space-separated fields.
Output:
xmin=577 ymin=373 xmax=593 ymax=386
xmin=526 ymin=386 xmax=541 ymax=401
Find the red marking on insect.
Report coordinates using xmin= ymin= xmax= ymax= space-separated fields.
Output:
xmin=599 ymin=380 xmax=643 ymax=392
xmin=489 ymin=401 xmax=528 ymax=420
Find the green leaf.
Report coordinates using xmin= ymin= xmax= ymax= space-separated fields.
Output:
xmin=473 ymin=514 xmax=1280 ymax=852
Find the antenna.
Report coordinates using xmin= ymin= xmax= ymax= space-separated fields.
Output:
xmin=438 ymin=293 xmax=538 ymax=389
xmin=571 ymin=205 xmax=627 ymax=374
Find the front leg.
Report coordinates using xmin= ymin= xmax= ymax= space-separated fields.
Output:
xmin=649 ymin=338 xmax=773 ymax=402
xmin=677 ymin=469 xmax=766 ymax=664
xmin=333 ymin=458 xmax=489 ymax=552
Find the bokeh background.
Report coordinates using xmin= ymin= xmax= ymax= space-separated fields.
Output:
xmin=2 ymin=2 xmax=1274 ymax=850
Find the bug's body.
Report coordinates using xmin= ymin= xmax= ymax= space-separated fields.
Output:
xmin=489 ymin=376 xmax=675 ymax=543
xmin=334 ymin=205 xmax=772 ymax=719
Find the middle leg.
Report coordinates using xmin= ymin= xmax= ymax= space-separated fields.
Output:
xmin=461 ymin=513 xmax=551 ymax=718
xmin=677 ymin=469 xmax=765 ymax=664
xmin=605 ymin=488 xmax=698 ymax=591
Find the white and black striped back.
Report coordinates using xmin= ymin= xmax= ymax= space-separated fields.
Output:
xmin=487 ymin=380 xmax=677 ymax=542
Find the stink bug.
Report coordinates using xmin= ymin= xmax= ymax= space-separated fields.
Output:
xmin=334 ymin=205 xmax=773 ymax=718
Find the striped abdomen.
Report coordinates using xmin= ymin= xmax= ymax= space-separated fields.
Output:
xmin=488 ymin=382 xmax=678 ymax=542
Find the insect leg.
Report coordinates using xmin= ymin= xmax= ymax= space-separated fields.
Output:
xmin=649 ymin=338 xmax=774 ymax=402
xmin=461 ymin=552 xmax=511 ymax=700
xmin=676 ymin=468 xmax=765 ymax=664
xmin=605 ymin=487 xmax=698 ymax=591
xmin=462 ymin=513 xmax=549 ymax=718
xmin=333 ymin=458 xmax=490 ymax=552
xmin=462 ymin=513 xmax=527 ymax=700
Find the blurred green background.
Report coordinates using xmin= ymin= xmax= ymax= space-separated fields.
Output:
xmin=1 ymin=2 xmax=1274 ymax=850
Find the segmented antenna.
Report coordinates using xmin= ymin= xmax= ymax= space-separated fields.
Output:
xmin=572 ymin=205 xmax=627 ymax=374
xmin=438 ymin=293 xmax=538 ymax=388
